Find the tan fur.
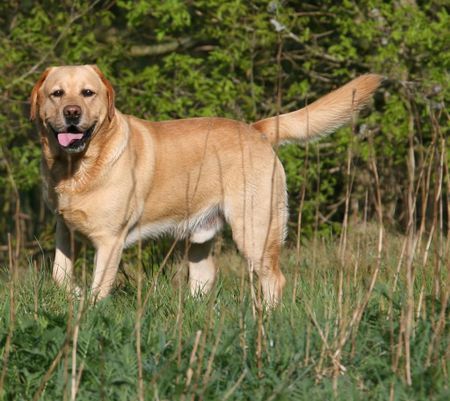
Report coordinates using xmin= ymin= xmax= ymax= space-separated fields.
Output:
xmin=252 ymin=74 xmax=382 ymax=144
xmin=31 ymin=65 xmax=381 ymax=304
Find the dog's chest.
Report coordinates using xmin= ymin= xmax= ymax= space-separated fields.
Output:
xmin=55 ymin=191 xmax=112 ymax=238
xmin=54 ymin=181 xmax=139 ymax=239
xmin=56 ymin=193 xmax=93 ymax=232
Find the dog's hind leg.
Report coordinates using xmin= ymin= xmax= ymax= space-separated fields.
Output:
xmin=226 ymin=157 xmax=287 ymax=306
xmin=188 ymin=239 xmax=216 ymax=296
xmin=233 ymin=228 xmax=286 ymax=307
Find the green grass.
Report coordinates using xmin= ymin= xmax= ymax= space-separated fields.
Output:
xmin=0 ymin=228 xmax=449 ymax=401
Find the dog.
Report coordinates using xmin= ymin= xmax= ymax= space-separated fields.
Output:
xmin=30 ymin=65 xmax=381 ymax=304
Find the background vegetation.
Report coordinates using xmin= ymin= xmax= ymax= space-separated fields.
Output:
xmin=0 ymin=0 xmax=448 ymax=400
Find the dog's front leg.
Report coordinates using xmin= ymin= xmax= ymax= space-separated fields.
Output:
xmin=91 ymin=236 xmax=125 ymax=301
xmin=53 ymin=217 xmax=77 ymax=290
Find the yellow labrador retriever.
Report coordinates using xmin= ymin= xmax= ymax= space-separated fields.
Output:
xmin=30 ymin=65 xmax=381 ymax=304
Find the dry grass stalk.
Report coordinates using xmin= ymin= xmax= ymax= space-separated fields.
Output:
xmin=239 ymin=266 xmax=248 ymax=366
xmin=222 ymin=369 xmax=247 ymax=401
xmin=32 ymin=336 xmax=71 ymax=401
xmin=70 ymin=283 xmax=86 ymax=401
xmin=189 ymin=291 xmax=217 ymax=399
xmin=199 ymin=314 xmax=225 ymax=400
xmin=350 ymin=190 xmax=369 ymax=358
xmin=338 ymin=88 xmax=356 ymax=264
xmin=33 ymin=259 xmax=39 ymax=321
xmin=256 ymin=270 xmax=264 ymax=378
xmin=294 ymin=142 xmax=309 ymax=299
xmin=135 ymin=230 xmax=145 ymax=401
xmin=183 ymin=329 xmax=202 ymax=397
xmin=403 ymin=105 xmax=417 ymax=385
xmin=303 ymin=302 xmax=345 ymax=380
xmin=330 ymin=135 xmax=384 ymax=381
xmin=312 ymin=148 xmax=321 ymax=269
xmin=425 ymin=135 xmax=447 ymax=368
xmin=142 ymin=238 xmax=178 ymax=310
xmin=62 ymin=214 xmax=76 ymax=401
xmin=304 ymin=320 xmax=312 ymax=366
xmin=2 ymin=151 xmax=22 ymax=266
xmin=0 ymin=234 xmax=16 ymax=393
xmin=175 ymin=275 xmax=184 ymax=383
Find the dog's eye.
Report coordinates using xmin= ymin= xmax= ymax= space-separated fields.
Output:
xmin=81 ymin=89 xmax=95 ymax=97
xmin=51 ymin=89 xmax=64 ymax=97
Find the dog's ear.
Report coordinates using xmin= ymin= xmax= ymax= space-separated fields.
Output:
xmin=90 ymin=65 xmax=116 ymax=121
xmin=30 ymin=67 xmax=52 ymax=121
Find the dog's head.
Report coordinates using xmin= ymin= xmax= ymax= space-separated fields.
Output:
xmin=30 ymin=65 xmax=115 ymax=154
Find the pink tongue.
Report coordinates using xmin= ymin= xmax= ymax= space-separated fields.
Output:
xmin=58 ymin=133 xmax=83 ymax=147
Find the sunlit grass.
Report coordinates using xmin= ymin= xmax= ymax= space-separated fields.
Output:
xmin=0 ymin=229 xmax=449 ymax=400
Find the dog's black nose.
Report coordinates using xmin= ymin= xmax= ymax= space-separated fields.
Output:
xmin=63 ymin=105 xmax=82 ymax=123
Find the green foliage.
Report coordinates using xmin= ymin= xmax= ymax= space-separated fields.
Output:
xmin=0 ymin=1 xmax=448 ymax=250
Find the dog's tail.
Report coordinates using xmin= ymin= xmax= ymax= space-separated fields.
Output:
xmin=251 ymin=74 xmax=383 ymax=145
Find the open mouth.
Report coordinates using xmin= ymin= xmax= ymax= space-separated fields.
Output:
xmin=50 ymin=124 xmax=96 ymax=151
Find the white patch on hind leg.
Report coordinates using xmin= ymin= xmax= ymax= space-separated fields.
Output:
xmin=190 ymin=224 xmax=221 ymax=243
xmin=190 ymin=208 xmax=223 ymax=243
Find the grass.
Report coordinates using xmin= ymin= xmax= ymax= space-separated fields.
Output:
xmin=0 ymin=227 xmax=449 ymax=401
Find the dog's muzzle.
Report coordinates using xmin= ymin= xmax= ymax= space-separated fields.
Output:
xmin=50 ymin=123 xmax=96 ymax=153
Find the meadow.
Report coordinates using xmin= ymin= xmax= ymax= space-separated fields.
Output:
xmin=1 ymin=224 xmax=448 ymax=400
